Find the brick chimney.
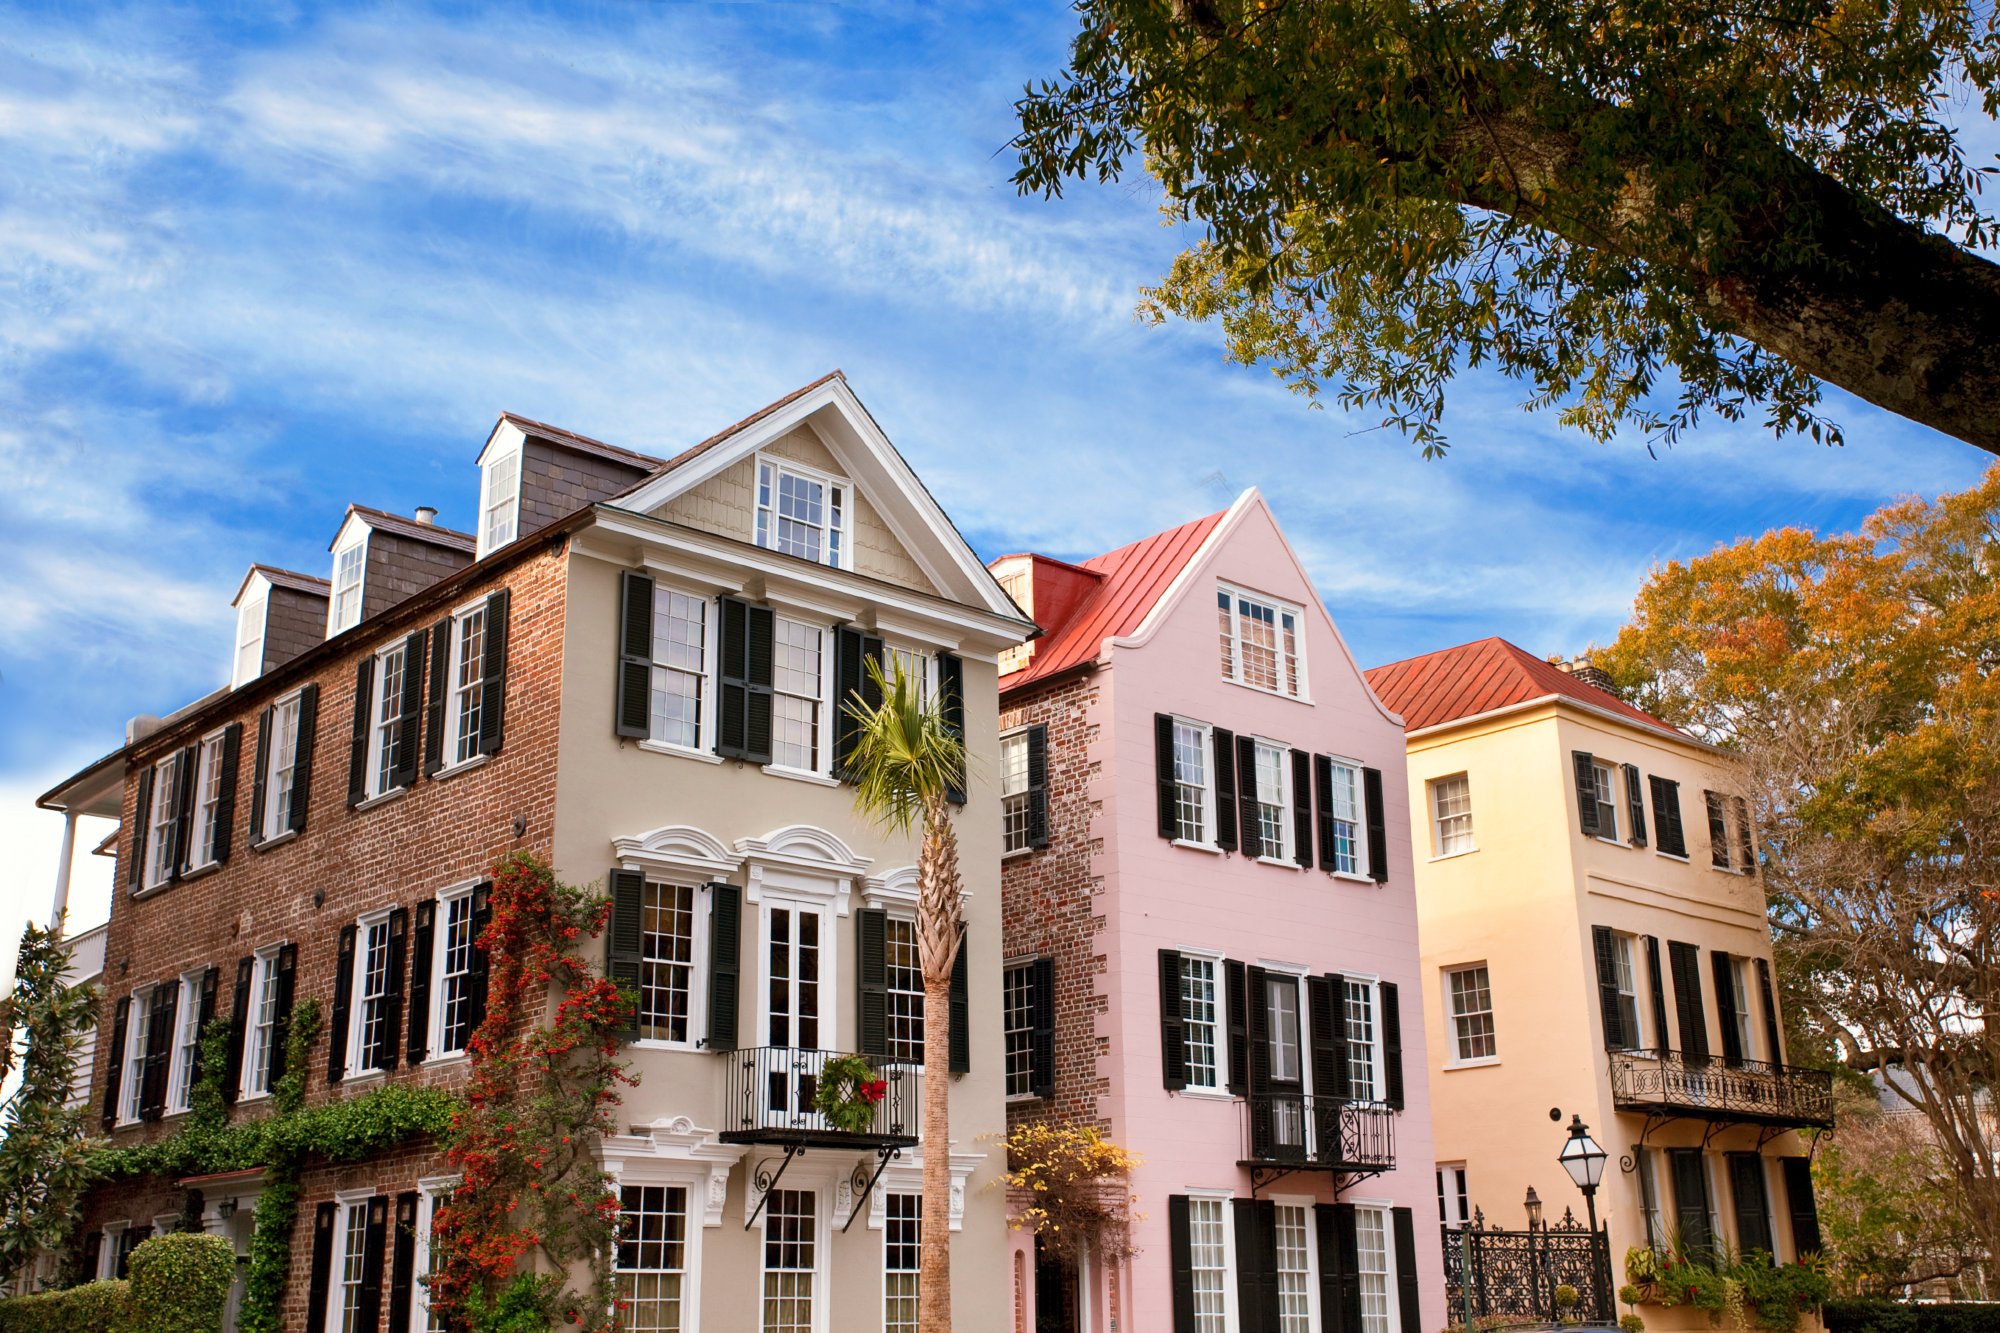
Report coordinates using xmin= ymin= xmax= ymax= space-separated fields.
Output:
xmin=1550 ymin=655 xmax=1622 ymax=699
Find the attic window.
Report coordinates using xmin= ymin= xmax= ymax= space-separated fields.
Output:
xmin=330 ymin=539 xmax=366 ymax=633
xmin=754 ymin=458 xmax=846 ymax=568
xmin=233 ymin=591 xmax=267 ymax=689
xmin=481 ymin=450 xmax=521 ymax=556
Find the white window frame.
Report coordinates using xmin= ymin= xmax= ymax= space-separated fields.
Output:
xmin=882 ymin=1191 xmax=921 ymax=1333
xmin=426 ymin=885 xmax=481 ymax=1061
xmin=1351 ymin=1199 xmax=1401 ymax=1333
xmin=755 ymin=894 xmax=838 ymax=1060
xmin=1430 ymin=773 xmax=1475 ymax=858
xmin=414 ymin=1176 xmax=459 ymax=1332
xmin=261 ymin=690 xmax=304 ymax=842
xmin=440 ymin=599 xmax=488 ymax=770
xmin=1591 ymin=761 xmax=1622 ymax=842
xmin=1250 ymin=738 xmax=1295 ymax=865
xmin=753 ymin=453 xmax=850 ymax=570
xmin=1730 ymin=957 xmax=1757 ymax=1061
xmin=1271 ymin=1194 xmax=1323 ymax=1333
xmin=1169 ymin=716 xmax=1219 ymax=851
xmin=1002 ymin=959 xmax=1036 ymax=1100
xmin=1437 ymin=1165 xmax=1472 ymax=1229
xmin=1323 ymin=757 xmax=1369 ymax=879
xmin=327 ymin=1188 xmax=374 ymax=1333
xmin=98 ymin=1222 xmax=128 ymax=1280
xmin=767 ymin=613 xmax=832 ymax=778
xmin=233 ymin=591 xmax=267 ymax=689
xmin=119 ymin=986 xmax=154 ymax=1124
xmin=240 ymin=945 xmax=284 ymax=1101
xmin=346 ymin=909 xmax=396 ymax=1078
xmin=644 ymin=584 xmax=716 ymax=759
xmin=188 ymin=729 xmax=228 ymax=872
xmin=1186 ymin=1189 xmax=1237 ymax=1333
xmin=1218 ymin=581 xmax=1309 ymax=700
xmin=999 ymin=728 xmax=1032 ymax=857
xmin=364 ymin=639 xmax=411 ymax=800
xmin=1344 ymin=975 xmax=1386 ymax=1105
xmin=329 ymin=535 xmax=368 ymax=635
xmin=478 ymin=443 xmax=521 ymax=558
xmin=144 ymin=755 xmax=178 ymax=889
xmin=1442 ymin=963 xmax=1497 ymax=1067
xmin=615 ymin=1179 xmax=694 ymax=1333
xmin=1610 ymin=934 xmax=1643 ymax=1052
xmin=631 ymin=877 xmax=708 ymax=1052
xmin=1179 ymin=949 xmax=1227 ymax=1096
xmin=757 ymin=1181 xmax=832 ymax=1333
xmin=167 ymin=969 xmax=206 ymax=1114
xmin=883 ymin=913 xmax=926 ymax=1067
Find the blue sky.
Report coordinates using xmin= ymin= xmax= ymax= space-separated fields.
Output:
xmin=1 ymin=1 xmax=1992 ymax=941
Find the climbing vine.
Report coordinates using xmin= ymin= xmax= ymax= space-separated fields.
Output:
xmin=428 ymin=853 xmax=634 ymax=1332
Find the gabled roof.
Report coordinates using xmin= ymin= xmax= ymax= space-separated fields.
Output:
xmin=339 ymin=504 xmax=476 ymax=553
xmin=1363 ymin=637 xmax=1681 ymax=736
xmin=232 ymin=564 xmax=331 ymax=606
xmin=496 ymin=412 xmax=665 ymax=471
xmin=641 ymin=369 xmax=847 ymax=483
xmin=999 ymin=508 xmax=1227 ymax=692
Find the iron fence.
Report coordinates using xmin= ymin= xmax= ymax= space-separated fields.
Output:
xmin=1442 ymin=1209 xmax=1614 ymax=1326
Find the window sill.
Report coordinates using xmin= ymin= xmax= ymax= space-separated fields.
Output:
xmin=1594 ymin=835 xmax=1628 ymax=847
xmin=1428 ymin=848 xmax=1479 ymax=862
xmin=1002 ymin=846 xmax=1035 ymax=861
xmin=629 ymin=1039 xmax=703 ymax=1053
xmin=432 ymin=754 xmax=491 ymax=783
xmin=422 ymin=1052 xmax=471 ymax=1071
xmin=1328 ymin=871 xmax=1377 ymax=886
xmin=1443 ymin=1057 xmax=1501 ymax=1071
xmin=1655 ymin=851 xmax=1690 ymax=863
xmin=180 ymin=860 xmax=223 ymax=883
xmin=339 ymin=1070 xmax=388 ymax=1090
xmin=1174 ymin=1085 xmax=1235 ymax=1101
xmin=1171 ymin=838 xmax=1223 ymax=855
xmin=132 ymin=878 xmax=174 ymax=900
xmin=250 ymin=829 xmax=299 ymax=854
xmin=1006 ymin=1091 xmax=1046 ymax=1105
xmin=637 ymin=740 xmax=723 ymax=765
xmin=353 ymin=786 xmax=408 ymax=812
xmin=237 ymin=1090 xmax=272 ymax=1106
xmin=761 ymin=764 xmax=840 ymax=788
xmin=1223 ymin=677 xmax=1314 ymax=706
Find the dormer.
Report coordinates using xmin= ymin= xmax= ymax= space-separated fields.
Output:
xmin=987 ymin=553 xmax=1102 ymax=677
xmin=477 ymin=414 xmax=662 ymax=559
xmin=231 ymin=566 xmax=330 ymax=688
xmin=325 ymin=505 xmax=476 ymax=633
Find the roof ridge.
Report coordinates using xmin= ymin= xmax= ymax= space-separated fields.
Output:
xmin=346 ymin=502 xmax=476 ymax=542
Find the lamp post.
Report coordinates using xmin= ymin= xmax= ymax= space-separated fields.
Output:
xmin=1523 ymin=1186 xmax=1543 ymax=1231
xmin=1557 ymin=1114 xmax=1608 ymax=1234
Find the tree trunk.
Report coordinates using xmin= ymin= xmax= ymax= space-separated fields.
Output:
xmin=920 ymin=963 xmax=954 ymax=1333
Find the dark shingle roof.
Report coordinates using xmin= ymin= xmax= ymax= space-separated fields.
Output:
xmin=344 ymin=505 xmax=476 ymax=553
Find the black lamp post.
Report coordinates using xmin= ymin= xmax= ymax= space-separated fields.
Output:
xmin=1556 ymin=1114 xmax=1609 ymax=1234
xmin=1523 ymin=1186 xmax=1543 ymax=1231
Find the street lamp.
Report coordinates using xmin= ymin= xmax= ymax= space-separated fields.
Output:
xmin=1523 ymin=1186 xmax=1543 ymax=1231
xmin=1557 ymin=1114 xmax=1608 ymax=1233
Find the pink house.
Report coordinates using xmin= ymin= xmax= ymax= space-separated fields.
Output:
xmin=993 ymin=490 xmax=1445 ymax=1333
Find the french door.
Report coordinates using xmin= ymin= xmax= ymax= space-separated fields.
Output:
xmin=763 ymin=903 xmax=826 ymax=1127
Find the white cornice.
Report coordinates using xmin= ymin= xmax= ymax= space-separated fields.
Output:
xmin=1405 ymin=693 xmax=1726 ymax=755
xmin=613 ymin=825 xmax=745 ymax=878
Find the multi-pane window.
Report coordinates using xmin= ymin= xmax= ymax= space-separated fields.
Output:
xmin=771 ymin=617 xmax=824 ymax=772
xmin=1610 ymin=936 xmax=1642 ymax=1052
xmin=336 ymin=1199 xmax=369 ymax=1332
xmin=1438 ymin=1164 xmax=1472 ymax=1228
xmin=331 ymin=542 xmax=365 ymax=632
xmin=650 ymin=589 xmax=707 ymax=749
xmin=1252 ymin=741 xmax=1290 ymax=859
xmin=434 ymin=892 xmax=477 ymax=1057
xmin=1446 ymin=965 xmax=1496 ymax=1062
xmin=121 ymin=987 xmax=153 ymax=1122
xmin=1182 ymin=956 xmax=1220 ymax=1090
xmin=351 ymin=918 xmax=393 ymax=1075
xmin=886 ymin=918 xmax=924 ymax=1064
xmin=1275 ymin=1204 xmax=1314 ymax=1333
xmin=1590 ymin=762 xmax=1620 ymax=840
xmin=639 ymin=881 xmax=695 ymax=1044
xmin=1003 ymin=962 xmax=1035 ymax=1098
xmin=884 ymin=1194 xmax=921 ymax=1333
xmin=1431 ymin=774 xmax=1474 ymax=856
xmin=761 ymin=1189 xmax=817 ymax=1333
xmin=1266 ymin=975 xmax=1306 ymax=1149
xmin=1218 ymin=585 xmax=1305 ymax=697
xmin=1729 ymin=959 xmax=1756 ymax=1059
xmin=756 ymin=460 xmax=846 ymax=567
xmin=243 ymin=949 xmax=282 ymax=1098
xmin=234 ymin=594 xmax=266 ymax=687
xmin=1171 ymin=719 xmax=1212 ymax=844
xmin=1325 ymin=761 xmax=1363 ymax=875
xmin=1188 ymin=1196 xmax=1229 ymax=1333
xmin=1356 ymin=1206 xmax=1394 ymax=1333
xmin=190 ymin=732 xmax=226 ymax=869
xmin=1346 ymin=980 xmax=1379 ymax=1102
xmin=1000 ymin=731 xmax=1032 ymax=854
xmin=368 ymin=643 xmax=407 ymax=797
xmin=169 ymin=972 xmax=204 ymax=1112
xmin=448 ymin=608 xmax=487 ymax=765
xmin=264 ymin=694 xmax=302 ymax=840
xmin=617 ymin=1185 xmax=688 ymax=1333
xmin=144 ymin=757 xmax=177 ymax=888
xmin=483 ymin=451 xmax=519 ymax=552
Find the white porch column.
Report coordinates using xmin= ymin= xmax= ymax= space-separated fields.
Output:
xmin=49 ymin=810 xmax=77 ymax=937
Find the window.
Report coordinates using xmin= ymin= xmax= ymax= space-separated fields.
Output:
xmin=1275 ymin=1203 xmax=1315 ymax=1332
xmin=446 ymin=606 xmax=487 ymax=766
xmin=884 ymin=1194 xmax=920 ymax=1333
xmin=242 ymin=948 xmax=282 ymax=1099
xmin=331 ymin=541 xmax=365 ymax=633
xmin=1266 ymin=974 xmax=1307 ymax=1149
xmin=1438 ymin=1165 xmax=1471 ymax=1228
xmin=1591 ymin=761 xmax=1620 ymax=840
xmin=1251 ymin=740 xmax=1291 ymax=861
xmin=144 ymin=757 xmax=177 ymax=888
xmin=263 ymin=694 xmax=302 ymax=841
xmin=996 ymin=569 xmax=1032 ymax=675
xmin=414 ymin=1182 xmax=454 ymax=1332
xmin=168 ymin=972 xmax=204 ymax=1113
xmin=1187 ymin=1196 xmax=1229 ymax=1332
xmin=649 ymin=588 xmax=708 ymax=750
xmin=1729 ymin=959 xmax=1756 ymax=1060
xmin=483 ymin=450 xmax=520 ymax=553
xmin=1218 ymin=584 xmax=1305 ymax=698
xmin=189 ymin=732 xmax=226 ymax=869
xmin=1706 ymin=791 xmax=1756 ymax=872
xmin=756 ymin=459 xmax=846 ymax=567
xmin=1346 ymin=980 xmax=1379 ymax=1102
xmin=1324 ymin=760 xmax=1364 ymax=875
xmin=433 ymin=890 xmax=478 ymax=1057
xmin=334 ymin=1197 xmax=369 ymax=1332
xmin=120 ymin=987 xmax=153 ymax=1123
xmin=1171 ymin=719 xmax=1214 ymax=845
xmin=771 ymin=616 xmax=824 ymax=772
xmin=1431 ymin=774 xmax=1474 ymax=856
xmin=1445 ymin=965 xmax=1496 ymax=1062
xmin=884 ymin=644 xmax=935 ymax=702
xmin=638 ymin=881 xmax=695 ymax=1045
xmin=365 ymin=643 xmax=409 ymax=798
xmin=349 ymin=916 xmax=393 ymax=1076
xmin=761 ymin=1189 xmax=817 ymax=1333
xmin=1000 ymin=730 xmax=1032 ymax=854
xmin=1003 ymin=962 xmax=1035 ymax=1099
xmin=886 ymin=918 xmax=924 ymax=1064
xmin=234 ymin=593 xmax=266 ymax=688
xmin=617 ymin=1184 xmax=689 ymax=1333
xmin=1356 ymin=1205 xmax=1395 ymax=1333
xmin=1181 ymin=956 xmax=1220 ymax=1090
xmin=1610 ymin=936 xmax=1642 ymax=1052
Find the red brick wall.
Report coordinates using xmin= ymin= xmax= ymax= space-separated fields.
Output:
xmin=1000 ymin=673 xmax=1109 ymax=1132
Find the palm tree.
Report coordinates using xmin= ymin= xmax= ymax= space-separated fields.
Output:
xmin=845 ymin=655 xmax=966 ymax=1333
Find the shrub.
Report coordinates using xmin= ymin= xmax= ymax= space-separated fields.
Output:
xmin=128 ymin=1232 xmax=235 ymax=1333
xmin=1823 ymin=1302 xmax=2000 ymax=1333
xmin=1621 ymin=1316 xmax=1647 ymax=1333
xmin=0 ymin=1278 xmax=133 ymax=1333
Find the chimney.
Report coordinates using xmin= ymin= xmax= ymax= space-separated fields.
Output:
xmin=1551 ymin=655 xmax=1621 ymax=699
xmin=126 ymin=714 xmax=166 ymax=746
xmin=414 ymin=506 xmax=438 ymax=526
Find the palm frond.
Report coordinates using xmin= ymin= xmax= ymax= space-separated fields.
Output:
xmin=843 ymin=655 xmax=967 ymax=832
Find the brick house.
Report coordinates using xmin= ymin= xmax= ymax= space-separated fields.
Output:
xmin=38 ymin=372 xmax=1033 ymax=1333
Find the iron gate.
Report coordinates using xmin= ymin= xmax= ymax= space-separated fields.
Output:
xmin=1442 ymin=1210 xmax=1614 ymax=1326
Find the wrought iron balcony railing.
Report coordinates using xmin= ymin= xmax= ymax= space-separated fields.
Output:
xmin=716 ymin=1046 xmax=920 ymax=1149
xmin=1608 ymin=1049 xmax=1834 ymax=1129
xmin=1240 ymin=1092 xmax=1397 ymax=1172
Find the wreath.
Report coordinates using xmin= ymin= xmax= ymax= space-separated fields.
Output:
xmin=815 ymin=1055 xmax=889 ymax=1134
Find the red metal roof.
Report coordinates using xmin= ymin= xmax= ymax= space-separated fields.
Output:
xmin=999 ymin=509 xmax=1226 ymax=693
xmin=1363 ymin=637 xmax=1681 ymax=735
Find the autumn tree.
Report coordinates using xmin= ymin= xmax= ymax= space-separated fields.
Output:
xmin=1595 ymin=465 xmax=2000 ymax=1268
xmin=1013 ymin=0 xmax=2000 ymax=455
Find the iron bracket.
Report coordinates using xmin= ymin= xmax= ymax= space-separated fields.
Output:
xmin=744 ymin=1143 xmax=805 ymax=1231
xmin=842 ymin=1146 xmax=902 ymax=1233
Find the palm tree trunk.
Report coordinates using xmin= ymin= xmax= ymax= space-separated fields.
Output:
xmin=919 ymin=964 xmax=954 ymax=1333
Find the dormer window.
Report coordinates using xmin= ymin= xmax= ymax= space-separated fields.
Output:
xmin=329 ymin=539 xmax=366 ymax=633
xmin=481 ymin=449 xmax=520 ymax=556
xmin=233 ymin=591 xmax=267 ymax=689
xmin=755 ymin=457 xmax=846 ymax=567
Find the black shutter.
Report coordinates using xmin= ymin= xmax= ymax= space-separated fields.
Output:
xmin=249 ymin=706 xmax=273 ymax=847
xmin=1291 ymin=749 xmax=1313 ymax=868
xmin=607 ymin=870 xmax=645 ymax=1042
xmin=949 ymin=929 xmax=970 ymax=1073
xmin=389 ymin=1191 xmax=419 ymax=1333
xmin=271 ymin=942 xmax=297 ymax=1089
xmin=140 ymin=982 xmax=176 ymax=1121
xmin=1363 ymin=767 xmax=1390 ymax=882
xmin=1734 ymin=796 xmax=1756 ymax=872
xmin=102 ymin=995 xmax=130 ymax=1130
xmin=328 ymin=923 xmax=357 ymax=1083
xmin=1212 ymin=727 xmax=1239 ymax=852
xmin=1670 ymin=941 xmax=1710 ymax=1058
xmin=358 ymin=1194 xmax=388 ymax=1330
xmin=939 ymin=652 xmax=967 ymax=805
xmin=1025 ymin=724 xmax=1050 ymax=848
xmin=406 ymin=899 xmax=436 ymax=1065
xmin=1394 ymin=1207 xmax=1422 ymax=1333
xmin=305 ymin=1201 xmax=337 ymax=1333
xmin=1381 ymin=981 xmax=1405 ymax=1109
xmin=716 ymin=596 xmax=757 ymax=761
xmin=706 ymin=882 xmax=741 ymax=1051
xmin=1321 ymin=1203 xmax=1361 ymax=1333
xmin=423 ymin=617 xmax=451 ymax=776
xmin=1246 ymin=964 xmax=1272 ymax=1154
xmin=1782 ymin=1157 xmax=1821 ymax=1256
xmin=167 ymin=747 xmax=195 ymax=880
xmin=285 ymin=683 xmax=318 ymax=833
xmin=1168 ymin=1195 xmax=1196 ymax=1333
xmin=857 ymin=908 xmax=889 ymax=1059
xmin=1729 ymin=1153 xmax=1774 ymax=1256
xmin=348 ymin=655 xmax=375 ymax=807
xmin=377 ymin=908 xmax=409 ymax=1070
xmin=1646 ymin=936 xmax=1672 ymax=1052
xmin=1159 ymin=949 xmax=1187 ymax=1091
xmin=466 ymin=883 xmax=494 ymax=1034
xmin=1030 ymin=956 xmax=1056 ymax=1097
xmin=1713 ymin=950 xmax=1743 ymax=1065
xmin=1574 ymin=751 xmax=1601 ymax=836
xmin=1756 ymin=958 xmax=1784 ymax=1063
xmin=212 ymin=723 xmax=242 ymax=864
xmin=1155 ymin=714 xmax=1180 ymax=840
xmin=1705 ymin=790 xmax=1732 ymax=868
xmin=1308 ymin=975 xmax=1344 ymax=1113
xmin=1235 ymin=1197 xmax=1276 ymax=1333
xmin=616 ymin=570 xmax=655 ymax=739
xmin=1324 ymin=973 xmax=1351 ymax=1100
xmin=1236 ymin=734 xmax=1262 ymax=858
xmin=223 ymin=957 xmax=253 ymax=1105
xmin=1225 ymin=958 xmax=1250 ymax=1097
xmin=1593 ymin=926 xmax=1628 ymax=1050
xmin=1314 ymin=754 xmax=1337 ymax=871
xmin=1651 ymin=776 xmax=1688 ymax=857
xmin=80 ymin=1232 xmax=103 ymax=1286
xmin=1670 ymin=1148 xmax=1715 ymax=1259
xmin=394 ymin=630 xmax=426 ymax=789
xmin=833 ymin=626 xmax=877 ymax=781
xmin=190 ymin=966 xmax=220 ymax=1088
xmin=477 ymin=589 xmax=510 ymax=756
xmin=1624 ymin=764 xmax=1648 ymax=847
xmin=128 ymin=764 xmax=153 ymax=890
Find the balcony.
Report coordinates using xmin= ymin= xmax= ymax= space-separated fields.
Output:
xmin=716 ymin=1046 xmax=920 ymax=1150
xmin=1239 ymin=1092 xmax=1396 ymax=1183
xmin=1609 ymin=1049 xmax=1834 ymax=1129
